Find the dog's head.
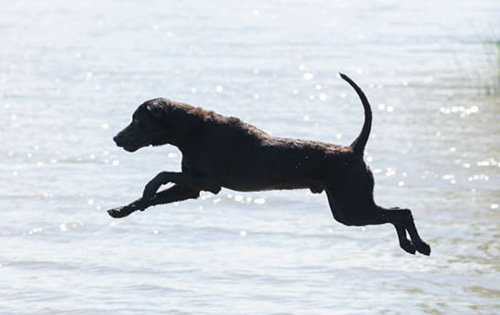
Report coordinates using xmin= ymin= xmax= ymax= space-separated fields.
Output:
xmin=113 ymin=98 xmax=192 ymax=152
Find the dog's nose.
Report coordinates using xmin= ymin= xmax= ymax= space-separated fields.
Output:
xmin=113 ymin=134 xmax=123 ymax=146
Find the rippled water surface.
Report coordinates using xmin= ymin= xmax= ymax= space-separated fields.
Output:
xmin=1 ymin=1 xmax=499 ymax=314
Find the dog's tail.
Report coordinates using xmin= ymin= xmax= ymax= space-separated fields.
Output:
xmin=339 ymin=73 xmax=372 ymax=156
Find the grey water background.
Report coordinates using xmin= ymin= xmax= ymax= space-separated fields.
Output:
xmin=1 ymin=0 xmax=499 ymax=314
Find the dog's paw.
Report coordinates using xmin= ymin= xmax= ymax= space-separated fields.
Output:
xmin=107 ymin=205 xmax=135 ymax=218
xmin=416 ymin=241 xmax=431 ymax=256
xmin=400 ymin=240 xmax=416 ymax=255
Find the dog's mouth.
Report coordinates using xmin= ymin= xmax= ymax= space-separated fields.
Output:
xmin=115 ymin=139 xmax=149 ymax=152
xmin=122 ymin=144 xmax=140 ymax=152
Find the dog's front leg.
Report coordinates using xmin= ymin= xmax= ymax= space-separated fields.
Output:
xmin=108 ymin=184 xmax=200 ymax=218
xmin=143 ymin=171 xmax=221 ymax=200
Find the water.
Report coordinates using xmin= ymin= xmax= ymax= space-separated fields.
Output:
xmin=1 ymin=0 xmax=499 ymax=314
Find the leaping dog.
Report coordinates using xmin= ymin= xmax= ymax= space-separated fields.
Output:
xmin=108 ymin=73 xmax=431 ymax=255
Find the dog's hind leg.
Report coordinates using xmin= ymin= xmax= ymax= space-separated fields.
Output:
xmin=325 ymin=188 xmax=429 ymax=255
xmin=108 ymin=184 xmax=200 ymax=218
xmin=394 ymin=224 xmax=416 ymax=254
xmin=382 ymin=208 xmax=431 ymax=256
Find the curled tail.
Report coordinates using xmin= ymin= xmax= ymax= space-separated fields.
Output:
xmin=339 ymin=73 xmax=372 ymax=156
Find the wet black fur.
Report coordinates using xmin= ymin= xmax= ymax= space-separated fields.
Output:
xmin=109 ymin=73 xmax=430 ymax=255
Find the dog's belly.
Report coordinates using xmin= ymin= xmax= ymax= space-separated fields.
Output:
xmin=219 ymin=154 xmax=329 ymax=192
xmin=221 ymin=177 xmax=314 ymax=192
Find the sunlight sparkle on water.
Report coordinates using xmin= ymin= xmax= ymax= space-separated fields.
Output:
xmin=60 ymin=223 xmax=68 ymax=232
xmin=385 ymin=168 xmax=396 ymax=176
xmin=477 ymin=158 xmax=499 ymax=167
xmin=303 ymin=73 xmax=314 ymax=80
xmin=440 ymin=105 xmax=479 ymax=117
xmin=254 ymin=198 xmax=265 ymax=204
xmin=468 ymin=174 xmax=490 ymax=182
xmin=27 ymin=227 xmax=43 ymax=235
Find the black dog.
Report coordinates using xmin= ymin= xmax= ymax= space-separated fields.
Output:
xmin=109 ymin=73 xmax=430 ymax=255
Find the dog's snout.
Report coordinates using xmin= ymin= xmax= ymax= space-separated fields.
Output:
xmin=113 ymin=130 xmax=141 ymax=152
xmin=113 ymin=133 xmax=124 ymax=146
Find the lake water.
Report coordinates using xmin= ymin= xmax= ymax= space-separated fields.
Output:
xmin=1 ymin=1 xmax=499 ymax=314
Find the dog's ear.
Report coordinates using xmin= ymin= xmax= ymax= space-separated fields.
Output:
xmin=146 ymin=101 xmax=164 ymax=118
